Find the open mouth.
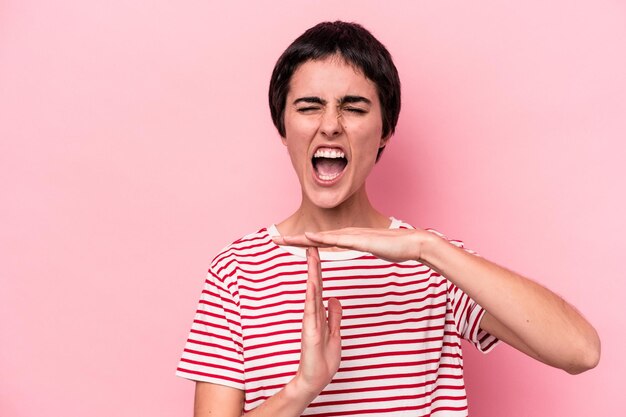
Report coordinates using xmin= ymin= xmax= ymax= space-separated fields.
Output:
xmin=312 ymin=147 xmax=348 ymax=181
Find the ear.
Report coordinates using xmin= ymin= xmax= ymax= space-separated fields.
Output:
xmin=280 ymin=135 xmax=288 ymax=146
xmin=379 ymin=134 xmax=391 ymax=148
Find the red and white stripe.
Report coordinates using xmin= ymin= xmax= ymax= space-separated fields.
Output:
xmin=176 ymin=219 xmax=498 ymax=416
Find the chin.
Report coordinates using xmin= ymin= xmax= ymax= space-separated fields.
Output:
xmin=305 ymin=188 xmax=352 ymax=210
xmin=316 ymin=200 xmax=344 ymax=210
xmin=309 ymin=196 xmax=343 ymax=210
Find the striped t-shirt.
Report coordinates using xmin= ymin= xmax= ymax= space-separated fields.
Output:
xmin=176 ymin=218 xmax=498 ymax=416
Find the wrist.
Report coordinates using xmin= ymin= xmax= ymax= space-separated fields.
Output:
xmin=283 ymin=375 xmax=320 ymax=408
xmin=417 ymin=230 xmax=444 ymax=264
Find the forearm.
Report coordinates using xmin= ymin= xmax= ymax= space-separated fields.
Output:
xmin=420 ymin=233 xmax=600 ymax=373
xmin=195 ymin=378 xmax=320 ymax=417
xmin=242 ymin=378 xmax=318 ymax=417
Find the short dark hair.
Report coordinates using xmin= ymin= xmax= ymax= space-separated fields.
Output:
xmin=269 ymin=21 xmax=401 ymax=160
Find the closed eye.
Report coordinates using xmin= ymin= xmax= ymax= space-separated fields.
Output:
xmin=297 ymin=106 xmax=322 ymax=113
xmin=343 ymin=107 xmax=367 ymax=114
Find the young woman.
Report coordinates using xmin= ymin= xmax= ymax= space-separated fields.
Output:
xmin=177 ymin=21 xmax=600 ymax=417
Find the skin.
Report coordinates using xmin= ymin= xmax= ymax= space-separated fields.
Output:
xmin=273 ymin=228 xmax=601 ymax=374
xmin=277 ymin=56 xmax=391 ymax=234
xmin=193 ymin=56 xmax=601 ymax=416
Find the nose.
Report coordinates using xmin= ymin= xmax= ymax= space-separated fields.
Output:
xmin=319 ymin=107 xmax=343 ymax=138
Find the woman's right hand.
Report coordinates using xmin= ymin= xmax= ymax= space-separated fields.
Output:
xmin=194 ymin=248 xmax=342 ymax=417
xmin=291 ymin=247 xmax=343 ymax=400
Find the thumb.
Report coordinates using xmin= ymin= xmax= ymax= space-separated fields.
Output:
xmin=327 ymin=297 xmax=342 ymax=337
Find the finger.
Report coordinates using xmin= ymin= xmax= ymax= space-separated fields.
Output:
xmin=307 ymin=247 xmax=323 ymax=301
xmin=305 ymin=231 xmax=371 ymax=252
xmin=308 ymin=247 xmax=330 ymax=327
xmin=304 ymin=247 xmax=324 ymax=330
xmin=302 ymin=274 xmax=319 ymax=333
xmin=273 ymin=234 xmax=335 ymax=248
xmin=327 ymin=297 xmax=342 ymax=338
xmin=307 ymin=246 xmax=321 ymax=284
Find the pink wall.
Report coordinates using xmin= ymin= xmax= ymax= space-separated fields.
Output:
xmin=1 ymin=1 xmax=624 ymax=415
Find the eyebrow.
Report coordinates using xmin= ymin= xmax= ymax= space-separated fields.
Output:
xmin=292 ymin=95 xmax=372 ymax=106
xmin=293 ymin=96 xmax=326 ymax=105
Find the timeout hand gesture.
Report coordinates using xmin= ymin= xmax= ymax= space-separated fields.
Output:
xmin=294 ymin=247 xmax=343 ymax=399
xmin=273 ymin=227 xmax=433 ymax=263
xmin=283 ymin=228 xmax=439 ymax=400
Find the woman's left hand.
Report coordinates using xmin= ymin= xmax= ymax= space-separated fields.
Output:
xmin=272 ymin=227 xmax=435 ymax=263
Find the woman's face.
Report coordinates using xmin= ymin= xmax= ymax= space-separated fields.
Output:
xmin=282 ymin=56 xmax=387 ymax=210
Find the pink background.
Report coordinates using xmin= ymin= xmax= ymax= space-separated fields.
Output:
xmin=1 ymin=1 xmax=624 ymax=415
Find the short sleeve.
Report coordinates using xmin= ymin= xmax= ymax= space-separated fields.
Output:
xmin=447 ymin=282 xmax=499 ymax=353
xmin=176 ymin=267 xmax=245 ymax=389
xmin=428 ymin=229 xmax=500 ymax=353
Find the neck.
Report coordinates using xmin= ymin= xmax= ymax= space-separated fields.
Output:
xmin=277 ymin=185 xmax=389 ymax=235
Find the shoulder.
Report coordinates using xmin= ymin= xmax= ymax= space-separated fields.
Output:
xmin=392 ymin=217 xmax=468 ymax=250
xmin=209 ymin=226 xmax=275 ymax=275
xmin=424 ymin=229 xmax=467 ymax=250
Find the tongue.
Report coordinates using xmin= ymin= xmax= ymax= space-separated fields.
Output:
xmin=315 ymin=158 xmax=346 ymax=176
